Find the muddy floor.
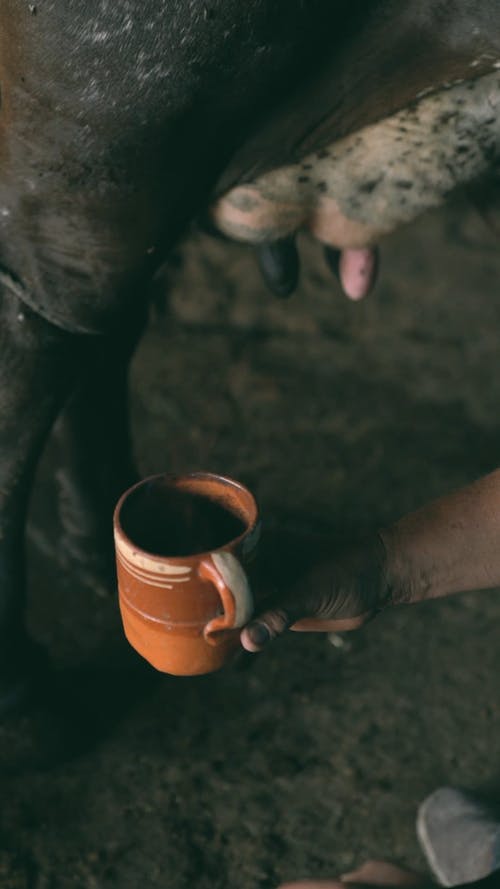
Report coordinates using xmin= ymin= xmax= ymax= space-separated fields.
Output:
xmin=1 ymin=197 xmax=499 ymax=888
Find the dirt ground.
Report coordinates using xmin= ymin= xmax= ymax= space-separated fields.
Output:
xmin=1 ymin=196 xmax=499 ymax=889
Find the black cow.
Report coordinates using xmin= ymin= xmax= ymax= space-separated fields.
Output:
xmin=1 ymin=0 xmax=499 ymax=709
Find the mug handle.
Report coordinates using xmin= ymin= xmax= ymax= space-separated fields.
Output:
xmin=198 ymin=552 xmax=254 ymax=646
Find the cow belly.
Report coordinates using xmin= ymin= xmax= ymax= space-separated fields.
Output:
xmin=212 ymin=71 xmax=500 ymax=248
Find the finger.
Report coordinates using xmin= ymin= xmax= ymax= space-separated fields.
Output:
xmin=338 ymin=247 xmax=379 ymax=301
xmin=242 ymin=609 xmax=374 ymax=652
xmin=256 ymin=236 xmax=300 ymax=298
xmin=291 ymin=612 xmax=371 ymax=632
xmin=240 ymin=605 xmax=298 ymax=653
xmin=342 ymin=860 xmax=426 ymax=886
xmin=279 ymin=882 xmax=345 ymax=889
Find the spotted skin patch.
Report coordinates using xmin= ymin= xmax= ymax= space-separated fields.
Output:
xmin=212 ymin=71 xmax=500 ymax=250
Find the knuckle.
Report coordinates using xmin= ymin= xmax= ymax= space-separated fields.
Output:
xmin=265 ymin=607 xmax=292 ymax=637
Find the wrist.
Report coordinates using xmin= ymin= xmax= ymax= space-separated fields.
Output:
xmin=341 ymin=532 xmax=392 ymax=617
xmin=369 ymin=532 xmax=393 ymax=612
xmin=378 ymin=524 xmax=431 ymax=606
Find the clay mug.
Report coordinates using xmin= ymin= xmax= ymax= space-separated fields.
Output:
xmin=113 ymin=472 xmax=260 ymax=676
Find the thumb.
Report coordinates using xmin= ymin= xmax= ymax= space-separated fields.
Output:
xmin=240 ymin=602 xmax=300 ymax=653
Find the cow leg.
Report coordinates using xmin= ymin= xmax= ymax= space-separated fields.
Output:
xmin=0 ymin=281 xmax=91 ymax=711
xmin=53 ymin=305 xmax=147 ymax=595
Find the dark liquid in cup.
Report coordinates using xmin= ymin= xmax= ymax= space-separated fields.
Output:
xmin=120 ymin=484 xmax=247 ymax=557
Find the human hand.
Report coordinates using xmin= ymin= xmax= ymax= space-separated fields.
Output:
xmin=240 ymin=530 xmax=389 ymax=653
xmin=278 ymin=859 xmax=431 ymax=888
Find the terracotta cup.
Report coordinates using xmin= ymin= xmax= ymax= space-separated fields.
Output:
xmin=113 ymin=472 xmax=260 ymax=676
